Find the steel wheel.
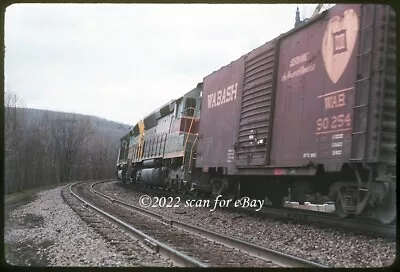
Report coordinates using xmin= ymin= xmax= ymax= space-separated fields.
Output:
xmin=335 ymin=193 xmax=351 ymax=219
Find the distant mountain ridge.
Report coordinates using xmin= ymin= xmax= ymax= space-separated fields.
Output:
xmin=19 ymin=107 xmax=131 ymax=144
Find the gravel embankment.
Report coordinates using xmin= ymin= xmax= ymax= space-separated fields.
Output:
xmin=96 ymin=181 xmax=396 ymax=268
xmin=73 ymin=182 xmax=279 ymax=267
xmin=4 ymin=185 xmax=171 ymax=267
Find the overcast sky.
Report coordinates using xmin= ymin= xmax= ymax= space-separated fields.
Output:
xmin=5 ymin=3 xmax=321 ymax=125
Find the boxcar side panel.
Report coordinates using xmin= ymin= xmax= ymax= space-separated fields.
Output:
xmin=271 ymin=4 xmax=361 ymax=167
xmin=195 ymin=58 xmax=246 ymax=173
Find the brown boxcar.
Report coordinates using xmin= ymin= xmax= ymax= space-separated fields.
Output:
xmin=118 ymin=4 xmax=395 ymax=224
xmin=271 ymin=4 xmax=396 ymax=173
xmin=197 ymin=4 xmax=396 ymax=175
xmin=194 ymin=4 xmax=396 ymax=223
xmin=270 ymin=4 xmax=361 ymax=168
xmin=195 ymin=57 xmax=246 ymax=174
xmin=234 ymin=40 xmax=279 ymax=168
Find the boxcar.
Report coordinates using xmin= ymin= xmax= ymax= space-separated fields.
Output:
xmin=194 ymin=4 xmax=396 ymax=224
xmin=117 ymin=4 xmax=396 ymax=224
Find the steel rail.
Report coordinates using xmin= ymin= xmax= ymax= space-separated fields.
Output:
xmin=90 ymin=181 xmax=328 ymax=268
xmin=117 ymin=181 xmax=396 ymax=239
xmin=68 ymin=182 xmax=207 ymax=268
xmin=238 ymin=205 xmax=397 ymax=239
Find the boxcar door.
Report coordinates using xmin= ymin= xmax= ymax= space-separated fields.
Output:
xmin=235 ymin=41 xmax=278 ymax=167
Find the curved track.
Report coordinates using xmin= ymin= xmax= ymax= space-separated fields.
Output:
xmin=90 ymin=180 xmax=328 ymax=268
xmin=69 ymin=181 xmax=205 ymax=267
xmin=118 ymin=181 xmax=396 ymax=239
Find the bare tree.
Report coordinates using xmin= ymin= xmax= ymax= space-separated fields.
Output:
xmin=40 ymin=111 xmax=58 ymax=184
xmin=89 ymin=135 xmax=116 ymax=179
xmin=5 ymin=94 xmax=122 ymax=193
xmin=19 ymin=118 xmax=52 ymax=189
xmin=4 ymin=92 xmax=26 ymax=193
xmin=51 ymin=113 xmax=93 ymax=183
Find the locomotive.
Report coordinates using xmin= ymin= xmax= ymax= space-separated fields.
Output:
xmin=116 ymin=4 xmax=396 ymax=224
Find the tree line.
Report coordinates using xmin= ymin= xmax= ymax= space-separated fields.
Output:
xmin=4 ymin=92 xmax=120 ymax=194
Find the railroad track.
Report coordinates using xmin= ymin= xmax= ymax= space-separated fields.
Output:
xmin=235 ymin=205 xmax=396 ymax=239
xmin=89 ymin=180 xmax=328 ymax=268
xmin=68 ymin=181 xmax=205 ymax=267
xmin=116 ymin=181 xmax=396 ymax=239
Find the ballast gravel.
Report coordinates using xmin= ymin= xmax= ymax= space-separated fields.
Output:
xmin=4 ymin=185 xmax=170 ymax=267
xmin=97 ymin=181 xmax=396 ymax=268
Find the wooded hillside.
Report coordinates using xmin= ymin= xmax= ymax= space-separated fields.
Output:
xmin=4 ymin=92 xmax=131 ymax=194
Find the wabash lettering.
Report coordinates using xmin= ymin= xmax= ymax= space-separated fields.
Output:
xmin=207 ymin=83 xmax=238 ymax=109
xmin=324 ymin=93 xmax=346 ymax=109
